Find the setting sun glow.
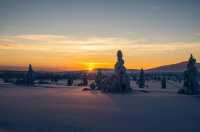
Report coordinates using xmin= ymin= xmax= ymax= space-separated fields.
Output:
xmin=88 ymin=67 xmax=93 ymax=71
xmin=86 ymin=63 xmax=96 ymax=71
xmin=0 ymin=0 xmax=200 ymax=71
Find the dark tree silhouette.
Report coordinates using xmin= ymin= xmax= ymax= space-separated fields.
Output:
xmin=26 ymin=64 xmax=34 ymax=86
xmin=138 ymin=68 xmax=145 ymax=88
xmin=161 ymin=76 xmax=166 ymax=89
xmin=67 ymin=78 xmax=73 ymax=86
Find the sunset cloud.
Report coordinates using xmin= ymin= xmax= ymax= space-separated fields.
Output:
xmin=0 ymin=34 xmax=200 ymax=52
xmin=1 ymin=34 xmax=200 ymax=70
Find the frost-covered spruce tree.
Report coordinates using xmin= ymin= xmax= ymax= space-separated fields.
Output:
xmin=161 ymin=76 xmax=166 ymax=89
xmin=96 ymin=50 xmax=131 ymax=93
xmin=138 ymin=68 xmax=145 ymax=88
xmin=26 ymin=64 xmax=34 ymax=86
xmin=178 ymin=54 xmax=199 ymax=94
xmin=112 ymin=50 xmax=131 ymax=92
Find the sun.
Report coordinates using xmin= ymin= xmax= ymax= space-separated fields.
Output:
xmin=88 ymin=67 xmax=93 ymax=71
xmin=86 ymin=62 xmax=96 ymax=71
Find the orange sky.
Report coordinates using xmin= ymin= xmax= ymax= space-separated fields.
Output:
xmin=1 ymin=0 xmax=200 ymax=71
xmin=0 ymin=34 xmax=200 ymax=71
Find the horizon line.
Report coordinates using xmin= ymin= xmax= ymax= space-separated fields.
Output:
xmin=0 ymin=60 xmax=196 ymax=72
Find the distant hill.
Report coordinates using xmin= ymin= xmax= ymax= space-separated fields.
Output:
xmin=96 ymin=61 xmax=200 ymax=73
xmin=146 ymin=61 xmax=200 ymax=73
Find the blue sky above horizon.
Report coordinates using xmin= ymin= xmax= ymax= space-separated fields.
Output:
xmin=0 ymin=0 xmax=200 ymax=70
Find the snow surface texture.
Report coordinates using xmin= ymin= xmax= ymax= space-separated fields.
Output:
xmin=0 ymin=81 xmax=200 ymax=132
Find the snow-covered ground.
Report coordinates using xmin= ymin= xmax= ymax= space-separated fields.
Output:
xmin=0 ymin=81 xmax=200 ymax=132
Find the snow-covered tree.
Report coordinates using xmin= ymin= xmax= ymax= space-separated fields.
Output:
xmin=178 ymin=54 xmax=199 ymax=94
xmin=97 ymin=50 xmax=131 ymax=93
